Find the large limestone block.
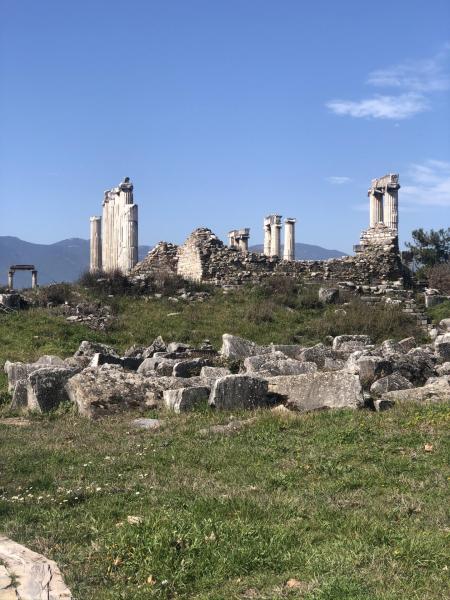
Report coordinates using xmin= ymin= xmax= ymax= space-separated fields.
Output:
xmin=4 ymin=361 xmax=44 ymax=393
xmin=270 ymin=344 xmax=304 ymax=359
xmin=268 ymin=371 xmax=363 ymax=412
xmin=378 ymin=379 xmax=450 ymax=408
xmin=356 ymin=356 xmax=393 ymax=387
xmin=318 ymin=287 xmax=339 ymax=304
xmin=66 ymin=366 xmax=158 ymax=418
xmin=0 ymin=535 xmax=72 ymax=599
xmin=200 ymin=366 xmax=231 ymax=380
xmin=244 ymin=353 xmax=317 ymax=377
xmin=220 ymin=334 xmax=270 ymax=360
xmin=26 ymin=367 xmax=78 ymax=413
xmin=439 ymin=318 xmax=450 ymax=332
xmin=332 ymin=335 xmax=373 ymax=355
xmin=370 ymin=373 xmax=414 ymax=398
xmin=299 ymin=343 xmax=334 ymax=368
xmin=74 ymin=340 xmax=119 ymax=359
xmin=163 ymin=386 xmax=210 ymax=413
xmin=391 ymin=351 xmax=436 ymax=385
xmin=172 ymin=358 xmax=210 ymax=378
xmin=435 ymin=341 xmax=450 ymax=362
xmin=209 ymin=374 xmax=269 ymax=410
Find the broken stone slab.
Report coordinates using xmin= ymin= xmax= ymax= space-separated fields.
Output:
xmin=436 ymin=362 xmax=450 ymax=376
xmin=332 ymin=335 xmax=373 ymax=355
xmin=4 ymin=361 xmax=45 ymax=393
xmin=0 ymin=534 xmax=72 ymax=599
xmin=373 ymin=398 xmax=396 ymax=412
xmin=220 ymin=334 xmax=271 ymax=360
xmin=167 ymin=341 xmax=193 ymax=354
xmin=318 ymin=287 xmax=339 ymax=304
xmin=299 ymin=343 xmax=334 ymax=368
xmin=439 ymin=318 xmax=450 ymax=332
xmin=66 ymin=367 xmax=159 ymax=419
xmin=163 ymin=386 xmax=210 ymax=413
xmin=398 ymin=337 xmax=417 ymax=352
xmin=322 ymin=357 xmax=347 ymax=371
xmin=379 ymin=380 xmax=450 ymax=407
xmin=268 ymin=371 xmax=363 ymax=412
xmin=200 ymin=366 xmax=231 ymax=380
xmin=370 ymin=372 xmax=414 ymax=398
xmin=435 ymin=341 xmax=450 ymax=362
xmin=199 ymin=417 xmax=257 ymax=436
xmin=26 ymin=367 xmax=79 ymax=413
xmin=269 ymin=344 xmax=304 ymax=359
xmin=380 ymin=339 xmax=405 ymax=357
xmin=35 ymin=355 xmax=66 ymax=366
xmin=243 ymin=353 xmax=317 ymax=377
xmin=89 ymin=352 xmax=123 ymax=368
xmin=137 ymin=356 xmax=178 ymax=377
xmin=391 ymin=352 xmax=436 ymax=385
xmin=141 ymin=336 xmax=167 ymax=359
xmin=131 ymin=418 xmax=163 ymax=430
xmin=356 ymin=356 xmax=393 ymax=387
xmin=172 ymin=358 xmax=210 ymax=378
xmin=10 ymin=380 xmax=28 ymax=410
xmin=74 ymin=340 xmax=119 ymax=359
xmin=209 ymin=374 xmax=269 ymax=410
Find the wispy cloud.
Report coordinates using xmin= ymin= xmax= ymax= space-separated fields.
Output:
xmin=327 ymin=44 xmax=449 ymax=120
xmin=402 ymin=160 xmax=450 ymax=206
xmin=327 ymin=93 xmax=427 ymax=120
xmin=327 ymin=176 xmax=352 ymax=185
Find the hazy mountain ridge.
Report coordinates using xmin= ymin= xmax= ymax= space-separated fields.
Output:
xmin=249 ymin=244 xmax=347 ymax=260
xmin=0 ymin=237 xmax=346 ymax=287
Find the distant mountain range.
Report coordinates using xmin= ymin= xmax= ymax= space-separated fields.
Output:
xmin=249 ymin=244 xmax=346 ymax=260
xmin=0 ymin=237 xmax=346 ymax=287
xmin=0 ymin=237 xmax=151 ymax=287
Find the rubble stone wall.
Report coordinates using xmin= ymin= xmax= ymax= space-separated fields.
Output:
xmin=131 ymin=225 xmax=404 ymax=286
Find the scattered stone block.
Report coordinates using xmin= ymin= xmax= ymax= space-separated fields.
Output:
xmin=74 ymin=340 xmax=120 ymax=359
xmin=209 ymin=374 xmax=269 ymax=410
xmin=26 ymin=367 xmax=78 ymax=413
xmin=318 ymin=287 xmax=339 ymax=304
xmin=131 ymin=418 xmax=162 ymax=430
xmin=200 ymin=366 xmax=231 ymax=380
xmin=163 ymin=386 xmax=210 ymax=412
xmin=220 ymin=334 xmax=270 ymax=360
xmin=172 ymin=358 xmax=210 ymax=378
xmin=244 ymin=353 xmax=317 ymax=376
xmin=268 ymin=371 xmax=363 ymax=412
xmin=332 ymin=335 xmax=373 ymax=355
xmin=370 ymin=373 xmax=414 ymax=397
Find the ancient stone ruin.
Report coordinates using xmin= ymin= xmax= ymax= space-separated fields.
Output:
xmin=89 ymin=177 xmax=138 ymax=274
xmin=7 ymin=264 xmax=38 ymax=289
xmin=90 ymin=172 xmax=405 ymax=286
xmin=131 ymin=173 xmax=403 ymax=286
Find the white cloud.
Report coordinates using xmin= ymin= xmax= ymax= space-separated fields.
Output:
xmin=327 ymin=44 xmax=449 ymax=120
xmin=327 ymin=93 xmax=427 ymax=120
xmin=402 ymin=160 xmax=450 ymax=206
xmin=367 ymin=45 xmax=450 ymax=92
xmin=327 ymin=176 xmax=352 ymax=184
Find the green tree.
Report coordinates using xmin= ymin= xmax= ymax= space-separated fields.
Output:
xmin=405 ymin=228 xmax=450 ymax=268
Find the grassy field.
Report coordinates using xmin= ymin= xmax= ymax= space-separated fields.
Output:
xmin=1 ymin=404 xmax=449 ymax=599
xmin=0 ymin=286 xmax=448 ymax=598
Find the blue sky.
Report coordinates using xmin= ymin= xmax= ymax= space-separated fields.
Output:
xmin=0 ymin=0 xmax=449 ymax=253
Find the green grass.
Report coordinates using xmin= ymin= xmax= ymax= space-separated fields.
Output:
xmin=0 ymin=404 xmax=448 ymax=599
xmin=427 ymin=300 xmax=450 ymax=326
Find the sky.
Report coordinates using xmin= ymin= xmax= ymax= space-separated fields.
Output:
xmin=0 ymin=0 xmax=449 ymax=253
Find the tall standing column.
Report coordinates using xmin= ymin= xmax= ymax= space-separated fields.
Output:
xmin=369 ymin=190 xmax=383 ymax=227
xmin=90 ymin=216 xmax=102 ymax=272
xmin=283 ymin=218 xmax=296 ymax=261
xmin=263 ymin=218 xmax=271 ymax=255
xmin=7 ymin=270 xmax=13 ymax=289
xmin=31 ymin=270 xmax=38 ymax=288
xmin=120 ymin=203 xmax=138 ymax=273
xmin=228 ymin=231 xmax=236 ymax=248
xmin=270 ymin=215 xmax=282 ymax=258
xmin=384 ymin=186 xmax=399 ymax=231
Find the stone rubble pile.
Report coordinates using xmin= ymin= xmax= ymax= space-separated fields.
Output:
xmin=4 ymin=318 xmax=450 ymax=418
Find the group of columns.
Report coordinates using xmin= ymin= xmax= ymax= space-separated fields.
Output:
xmin=90 ymin=177 xmax=139 ymax=274
xmin=228 ymin=228 xmax=250 ymax=252
xmin=264 ymin=215 xmax=296 ymax=261
xmin=368 ymin=173 xmax=400 ymax=231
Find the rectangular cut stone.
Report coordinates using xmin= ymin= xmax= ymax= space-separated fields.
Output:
xmin=268 ymin=371 xmax=363 ymax=412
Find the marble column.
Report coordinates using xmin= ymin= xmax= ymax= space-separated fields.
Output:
xmin=7 ymin=271 xmax=13 ymax=289
xmin=270 ymin=216 xmax=282 ymax=258
xmin=90 ymin=216 xmax=102 ymax=272
xmin=228 ymin=232 xmax=236 ymax=248
xmin=31 ymin=270 xmax=38 ymax=289
xmin=283 ymin=218 xmax=296 ymax=261
xmin=263 ymin=218 xmax=271 ymax=256
xmin=384 ymin=186 xmax=399 ymax=231
xmin=120 ymin=203 xmax=138 ymax=273
xmin=238 ymin=236 xmax=249 ymax=252
xmin=369 ymin=191 xmax=383 ymax=227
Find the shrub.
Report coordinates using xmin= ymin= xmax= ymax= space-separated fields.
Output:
xmin=34 ymin=283 xmax=74 ymax=306
xmin=427 ymin=262 xmax=450 ymax=294
xmin=304 ymin=299 xmax=423 ymax=343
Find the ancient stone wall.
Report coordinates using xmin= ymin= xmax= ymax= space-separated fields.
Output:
xmin=131 ymin=225 xmax=404 ymax=286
